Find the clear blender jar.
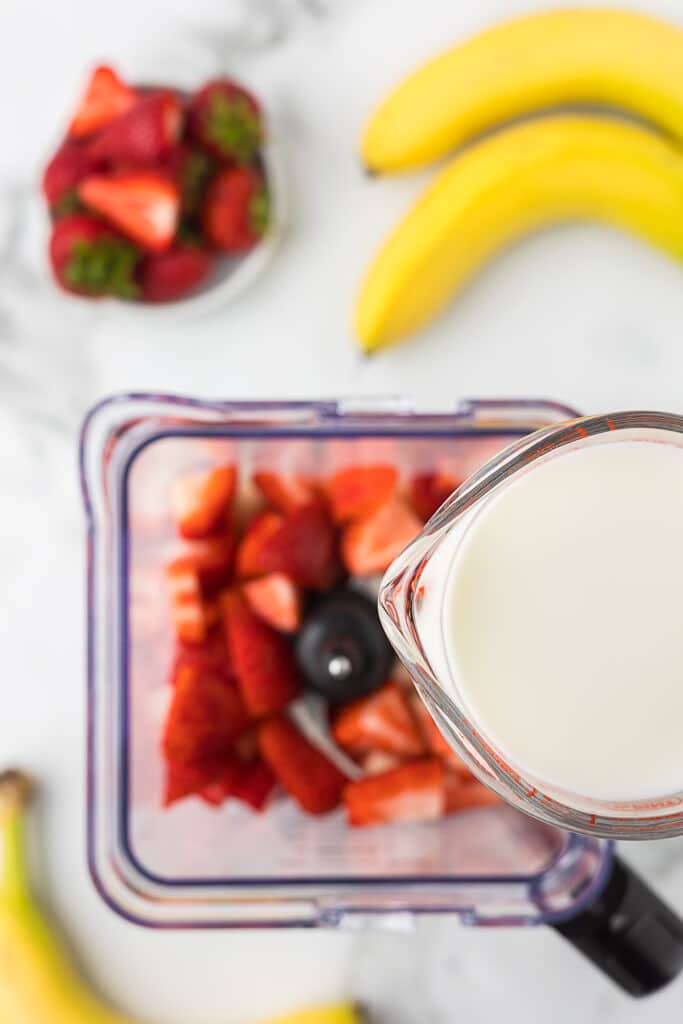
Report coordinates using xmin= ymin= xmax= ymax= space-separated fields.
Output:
xmin=82 ymin=396 xmax=683 ymax=997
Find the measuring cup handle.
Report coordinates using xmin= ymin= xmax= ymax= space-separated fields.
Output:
xmin=553 ymin=856 xmax=683 ymax=997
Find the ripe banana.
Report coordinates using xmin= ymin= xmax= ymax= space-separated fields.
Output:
xmin=362 ymin=7 xmax=683 ymax=173
xmin=0 ymin=769 xmax=139 ymax=1024
xmin=355 ymin=116 xmax=683 ymax=352
xmin=258 ymin=1006 xmax=364 ymax=1024
xmin=0 ymin=768 xmax=365 ymax=1024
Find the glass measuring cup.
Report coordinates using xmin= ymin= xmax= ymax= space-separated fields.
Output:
xmin=379 ymin=410 xmax=683 ymax=841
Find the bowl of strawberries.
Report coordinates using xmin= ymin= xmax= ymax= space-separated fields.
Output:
xmin=42 ymin=65 xmax=282 ymax=308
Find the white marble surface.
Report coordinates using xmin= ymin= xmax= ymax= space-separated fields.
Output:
xmin=4 ymin=0 xmax=683 ymax=1019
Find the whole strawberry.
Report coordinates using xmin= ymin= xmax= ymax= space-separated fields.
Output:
xmin=49 ymin=214 xmax=141 ymax=298
xmin=42 ymin=141 xmax=98 ymax=215
xmin=188 ymin=79 xmax=262 ymax=164
xmin=87 ymin=90 xmax=183 ymax=166
xmin=163 ymin=144 xmax=215 ymax=216
xmin=139 ymin=244 xmax=214 ymax=302
xmin=201 ymin=167 xmax=268 ymax=252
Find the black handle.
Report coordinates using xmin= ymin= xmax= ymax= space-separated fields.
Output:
xmin=554 ymin=855 xmax=683 ymax=997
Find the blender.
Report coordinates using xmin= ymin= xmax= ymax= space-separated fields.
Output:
xmin=82 ymin=395 xmax=683 ymax=997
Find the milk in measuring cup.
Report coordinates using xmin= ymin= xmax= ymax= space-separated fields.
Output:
xmin=416 ymin=440 xmax=683 ymax=802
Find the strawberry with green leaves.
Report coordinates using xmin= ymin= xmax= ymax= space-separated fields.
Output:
xmin=164 ymin=144 xmax=215 ymax=216
xmin=188 ymin=78 xmax=263 ymax=164
xmin=49 ymin=214 xmax=141 ymax=298
xmin=202 ymin=167 xmax=269 ymax=252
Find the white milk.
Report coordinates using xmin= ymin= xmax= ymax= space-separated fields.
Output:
xmin=416 ymin=440 xmax=683 ymax=802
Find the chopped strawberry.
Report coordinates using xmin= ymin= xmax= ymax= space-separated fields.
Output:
xmin=164 ymin=760 xmax=210 ymax=806
xmin=234 ymin=728 xmax=259 ymax=763
xmin=236 ymin=513 xmax=283 ymax=578
xmin=164 ymin=761 xmax=199 ymax=806
xmin=201 ymin=166 xmax=268 ymax=252
xmin=170 ymin=601 xmax=208 ymax=645
xmin=164 ymin=761 xmax=196 ymax=806
xmin=78 ymin=171 xmax=180 ymax=252
xmin=167 ymin=561 xmax=205 ymax=605
xmin=410 ymin=695 xmax=472 ymax=777
xmin=163 ymin=662 xmax=249 ymax=766
xmin=168 ymin=533 xmax=235 ymax=594
xmin=199 ymin=781 xmax=228 ymax=807
xmin=342 ymin=497 xmax=421 ymax=576
xmin=273 ymin=502 xmax=340 ymax=590
xmin=87 ymin=90 xmax=183 ymax=165
xmin=164 ymin=754 xmax=240 ymax=807
xmin=244 ymin=572 xmax=303 ymax=633
xmin=42 ymin=141 xmax=99 ymax=210
xmin=223 ymin=590 xmax=301 ymax=717
xmin=167 ymin=562 xmax=208 ymax=644
xmin=409 ymin=471 xmax=461 ymax=522
xmin=188 ymin=78 xmax=263 ymax=164
xmin=258 ymin=716 xmax=347 ymax=815
xmin=237 ymin=502 xmax=339 ymax=590
xmin=228 ymin=759 xmax=277 ymax=811
xmin=172 ymin=625 xmax=235 ymax=684
xmin=444 ymin=772 xmax=501 ymax=813
xmin=49 ymin=214 xmax=141 ymax=298
xmin=139 ymin=244 xmax=213 ymax=302
xmin=172 ymin=465 xmax=237 ymax=539
xmin=344 ymin=759 xmax=446 ymax=827
xmin=332 ymin=681 xmax=425 ymax=758
xmin=199 ymin=758 xmax=244 ymax=806
xmin=252 ymin=471 xmax=319 ymax=514
xmin=360 ymin=750 xmax=403 ymax=776
xmin=327 ymin=466 xmax=398 ymax=523
xmin=163 ymin=144 xmax=215 ymax=216
xmin=68 ymin=65 xmax=137 ymax=139
xmin=204 ymin=599 xmax=221 ymax=630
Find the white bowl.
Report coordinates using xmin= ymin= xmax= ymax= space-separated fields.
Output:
xmin=43 ymin=101 xmax=285 ymax=318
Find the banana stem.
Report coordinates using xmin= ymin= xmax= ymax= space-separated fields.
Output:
xmin=0 ymin=769 xmax=32 ymax=903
